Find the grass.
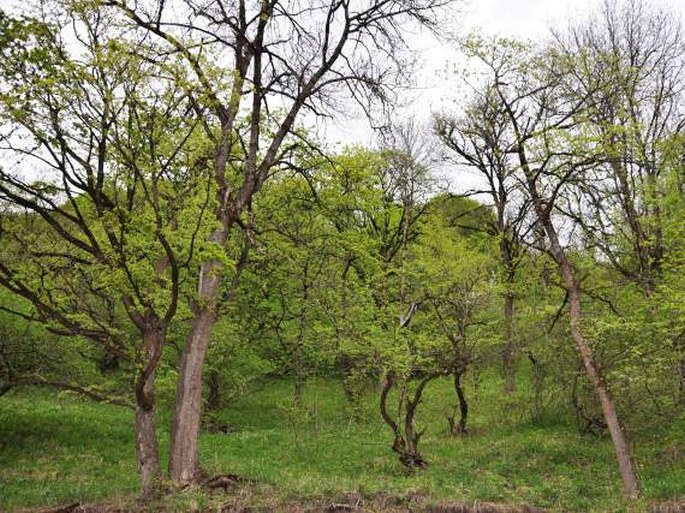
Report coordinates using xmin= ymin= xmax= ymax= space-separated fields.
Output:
xmin=1 ymin=371 xmax=684 ymax=512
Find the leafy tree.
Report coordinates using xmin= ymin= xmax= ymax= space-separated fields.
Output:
xmin=0 ymin=5 xmax=212 ymax=494
xmin=99 ymin=0 xmax=458 ymax=485
xmin=452 ymin=34 xmax=642 ymax=498
xmin=247 ymin=170 xmax=340 ymax=405
xmin=417 ymin=195 xmax=497 ymax=435
xmin=551 ymin=0 xmax=685 ymax=297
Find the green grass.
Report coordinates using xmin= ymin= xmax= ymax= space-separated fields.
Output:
xmin=1 ymin=372 xmax=684 ymax=512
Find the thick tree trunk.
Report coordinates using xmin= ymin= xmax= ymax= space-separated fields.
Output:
xmin=502 ymin=292 xmax=516 ymax=393
xmin=169 ymin=252 xmax=224 ymax=485
xmin=135 ymin=329 xmax=163 ymax=498
xmin=169 ymin=305 xmax=216 ymax=484
xmin=135 ymin=403 xmax=161 ymax=498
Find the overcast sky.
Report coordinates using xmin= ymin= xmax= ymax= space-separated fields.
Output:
xmin=319 ymin=0 xmax=685 ymax=150
xmin=1 ymin=0 xmax=682 ymax=151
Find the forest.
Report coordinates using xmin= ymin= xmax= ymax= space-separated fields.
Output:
xmin=0 ymin=0 xmax=683 ymax=511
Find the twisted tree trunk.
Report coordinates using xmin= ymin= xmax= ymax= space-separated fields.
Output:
xmin=448 ymin=366 xmax=469 ymax=435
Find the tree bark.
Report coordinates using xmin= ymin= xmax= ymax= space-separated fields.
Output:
xmin=135 ymin=403 xmax=161 ymax=498
xmin=135 ymin=329 xmax=163 ymax=498
xmin=169 ymin=251 xmax=224 ymax=485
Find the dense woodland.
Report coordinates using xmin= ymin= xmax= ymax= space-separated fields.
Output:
xmin=0 ymin=0 xmax=684 ymax=511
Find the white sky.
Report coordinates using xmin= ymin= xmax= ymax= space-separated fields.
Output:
xmin=320 ymin=0 xmax=685 ymax=150
xmin=1 ymin=0 xmax=682 ymax=155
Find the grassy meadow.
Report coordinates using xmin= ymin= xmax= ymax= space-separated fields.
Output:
xmin=1 ymin=371 xmax=684 ymax=512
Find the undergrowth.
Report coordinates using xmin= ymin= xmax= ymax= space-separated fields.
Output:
xmin=1 ymin=371 xmax=683 ymax=512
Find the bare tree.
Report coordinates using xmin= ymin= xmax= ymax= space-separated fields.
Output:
xmin=435 ymin=81 xmax=532 ymax=393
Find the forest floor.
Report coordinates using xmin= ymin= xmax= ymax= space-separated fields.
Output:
xmin=1 ymin=372 xmax=684 ymax=512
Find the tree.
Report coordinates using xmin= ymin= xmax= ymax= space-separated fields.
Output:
xmin=0 ymin=6 xmax=211 ymax=495
xmin=551 ymin=0 xmax=685 ymax=296
xmin=435 ymin=81 xmax=532 ymax=393
xmin=248 ymin=168 xmax=340 ymax=405
xmin=365 ymin=137 xmax=443 ymax=468
xmin=418 ymin=195 xmax=496 ymax=435
xmin=549 ymin=0 xmax=685 ymax=414
xmin=99 ymin=0 xmax=458 ymax=485
xmin=454 ymin=34 xmax=642 ymax=498
xmin=314 ymin=147 xmax=389 ymax=418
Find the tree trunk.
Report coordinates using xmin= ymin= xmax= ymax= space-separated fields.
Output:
xmin=539 ymin=206 xmax=641 ymax=498
xmin=679 ymin=356 xmax=685 ymax=406
xmin=675 ymin=336 xmax=685 ymax=406
xmin=293 ymin=352 xmax=304 ymax=407
xmin=516 ymin=136 xmax=641 ymax=497
xmin=135 ymin=403 xmax=161 ymax=498
xmin=169 ymin=253 xmax=224 ymax=485
xmin=503 ymin=292 xmax=516 ymax=393
xmin=451 ymin=367 xmax=468 ymax=435
xmin=566 ymin=282 xmax=640 ymax=497
xmin=527 ymin=351 xmax=544 ymax=422
xmin=135 ymin=329 xmax=163 ymax=498
xmin=381 ymin=370 xmax=447 ymax=469
xmin=380 ymin=371 xmax=406 ymax=456
xmin=293 ymin=276 xmax=307 ymax=406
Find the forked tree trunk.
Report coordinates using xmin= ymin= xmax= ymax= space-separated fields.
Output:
xmin=135 ymin=329 xmax=163 ymax=498
xmin=169 ymin=250 xmax=225 ymax=485
xmin=380 ymin=370 xmax=447 ymax=469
